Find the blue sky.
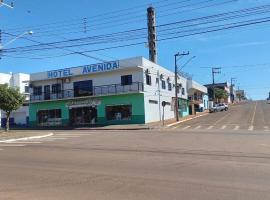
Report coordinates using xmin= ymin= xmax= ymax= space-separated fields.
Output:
xmin=1 ymin=0 xmax=270 ymax=100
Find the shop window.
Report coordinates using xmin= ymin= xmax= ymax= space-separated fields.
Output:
xmin=161 ymin=80 xmax=166 ymax=89
xmin=168 ymin=83 xmax=172 ymax=91
xmin=37 ymin=109 xmax=62 ymax=126
xmin=121 ymin=75 xmax=132 ymax=85
xmin=106 ymin=105 xmax=132 ymax=121
xmin=52 ymin=83 xmax=61 ymax=94
xmin=33 ymin=86 xmax=42 ymax=96
xmin=146 ymin=74 xmax=152 ymax=85
xmin=74 ymin=80 xmax=93 ymax=97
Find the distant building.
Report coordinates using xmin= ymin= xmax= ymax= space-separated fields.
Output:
xmin=204 ymin=82 xmax=232 ymax=104
xmin=0 ymin=73 xmax=30 ymax=128
xmin=236 ymin=90 xmax=246 ymax=101
xmin=187 ymin=79 xmax=208 ymax=114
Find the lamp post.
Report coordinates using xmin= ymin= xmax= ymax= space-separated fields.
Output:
xmin=0 ymin=0 xmax=14 ymax=9
xmin=0 ymin=31 xmax=33 ymax=58
xmin=0 ymin=31 xmax=33 ymax=49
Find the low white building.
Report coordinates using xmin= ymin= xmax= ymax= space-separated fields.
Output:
xmin=0 ymin=73 xmax=30 ymax=128
xmin=28 ymin=57 xmax=193 ymax=127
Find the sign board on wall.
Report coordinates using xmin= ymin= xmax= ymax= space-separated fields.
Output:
xmin=46 ymin=61 xmax=119 ymax=79
xmin=66 ymin=98 xmax=101 ymax=108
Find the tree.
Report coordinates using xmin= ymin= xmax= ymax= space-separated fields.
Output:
xmin=0 ymin=84 xmax=25 ymax=131
xmin=214 ymin=88 xmax=229 ymax=102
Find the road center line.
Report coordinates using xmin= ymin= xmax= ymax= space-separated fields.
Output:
xmin=250 ymin=101 xmax=258 ymax=126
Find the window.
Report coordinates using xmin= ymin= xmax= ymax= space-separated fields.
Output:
xmin=24 ymin=86 xmax=29 ymax=93
xmin=121 ymin=75 xmax=132 ymax=85
xmin=52 ymin=83 xmax=61 ymax=94
xmin=161 ymin=80 xmax=166 ymax=89
xmin=146 ymin=74 xmax=152 ymax=85
xmin=182 ymin=88 xmax=185 ymax=95
xmin=106 ymin=105 xmax=132 ymax=121
xmin=33 ymin=86 xmax=42 ymax=96
xmin=74 ymin=80 xmax=93 ymax=97
xmin=37 ymin=109 xmax=62 ymax=126
xmin=168 ymin=83 xmax=172 ymax=91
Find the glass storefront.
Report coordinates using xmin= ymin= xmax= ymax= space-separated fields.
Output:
xmin=106 ymin=105 xmax=132 ymax=121
xmin=37 ymin=109 xmax=62 ymax=126
xmin=69 ymin=106 xmax=97 ymax=126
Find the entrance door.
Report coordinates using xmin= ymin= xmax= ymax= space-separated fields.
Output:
xmin=44 ymin=85 xmax=50 ymax=100
xmin=69 ymin=106 xmax=97 ymax=126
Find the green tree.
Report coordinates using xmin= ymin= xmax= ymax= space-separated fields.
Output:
xmin=214 ymin=88 xmax=229 ymax=102
xmin=0 ymin=84 xmax=25 ymax=131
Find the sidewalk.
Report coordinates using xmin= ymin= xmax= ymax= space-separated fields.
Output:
xmin=147 ymin=110 xmax=209 ymax=129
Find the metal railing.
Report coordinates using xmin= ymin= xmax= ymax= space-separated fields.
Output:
xmin=30 ymin=82 xmax=144 ymax=102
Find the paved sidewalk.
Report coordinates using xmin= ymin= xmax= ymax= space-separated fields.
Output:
xmin=147 ymin=111 xmax=209 ymax=129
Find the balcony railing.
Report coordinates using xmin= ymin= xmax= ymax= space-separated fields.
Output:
xmin=30 ymin=82 xmax=144 ymax=102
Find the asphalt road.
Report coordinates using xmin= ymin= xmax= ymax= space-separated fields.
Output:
xmin=1 ymin=101 xmax=270 ymax=199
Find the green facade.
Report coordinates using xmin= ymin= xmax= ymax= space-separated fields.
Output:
xmin=29 ymin=93 xmax=145 ymax=127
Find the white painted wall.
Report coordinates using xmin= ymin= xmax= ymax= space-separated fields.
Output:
xmin=0 ymin=73 xmax=30 ymax=127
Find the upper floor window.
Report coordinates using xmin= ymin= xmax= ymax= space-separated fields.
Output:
xmin=182 ymin=88 xmax=185 ymax=95
xmin=24 ymin=86 xmax=29 ymax=93
xmin=52 ymin=84 xmax=61 ymax=94
xmin=146 ymin=74 xmax=151 ymax=85
xmin=121 ymin=75 xmax=132 ymax=85
xmin=161 ymin=80 xmax=166 ymax=89
xmin=74 ymin=80 xmax=93 ymax=97
xmin=168 ymin=83 xmax=172 ymax=91
xmin=33 ymin=86 xmax=42 ymax=96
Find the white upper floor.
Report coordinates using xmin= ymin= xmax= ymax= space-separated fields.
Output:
xmin=29 ymin=57 xmax=190 ymax=102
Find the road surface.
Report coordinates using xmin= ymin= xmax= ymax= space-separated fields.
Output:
xmin=1 ymin=101 xmax=270 ymax=200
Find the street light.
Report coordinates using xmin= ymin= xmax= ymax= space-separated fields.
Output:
xmin=0 ymin=0 xmax=14 ymax=9
xmin=0 ymin=31 xmax=33 ymax=49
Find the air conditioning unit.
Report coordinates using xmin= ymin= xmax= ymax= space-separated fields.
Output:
xmin=64 ymin=78 xmax=71 ymax=83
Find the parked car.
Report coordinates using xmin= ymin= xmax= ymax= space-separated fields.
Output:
xmin=210 ymin=103 xmax=228 ymax=113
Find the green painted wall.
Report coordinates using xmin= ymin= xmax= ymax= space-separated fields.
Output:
xmin=29 ymin=93 xmax=145 ymax=127
xmin=178 ymin=98 xmax=189 ymax=118
xmin=97 ymin=93 xmax=145 ymax=125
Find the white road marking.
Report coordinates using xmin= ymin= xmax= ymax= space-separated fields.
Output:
xmin=248 ymin=126 xmax=254 ymax=131
xmin=207 ymin=126 xmax=214 ymax=130
xmin=183 ymin=126 xmax=191 ymax=130
xmin=171 ymin=126 xmax=178 ymax=129
xmin=8 ymin=141 xmax=41 ymax=144
xmin=194 ymin=126 xmax=201 ymax=130
xmin=234 ymin=126 xmax=240 ymax=131
xmin=0 ymin=144 xmax=25 ymax=147
xmin=264 ymin=126 xmax=269 ymax=131
xmin=221 ymin=125 xmax=227 ymax=130
xmin=250 ymin=101 xmax=257 ymax=126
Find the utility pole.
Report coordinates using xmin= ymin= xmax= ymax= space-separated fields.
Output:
xmin=147 ymin=6 xmax=157 ymax=63
xmin=230 ymin=77 xmax=236 ymax=104
xmin=175 ymin=51 xmax=189 ymax=121
xmin=211 ymin=67 xmax=221 ymax=103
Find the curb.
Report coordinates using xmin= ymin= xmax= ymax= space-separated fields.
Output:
xmin=166 ymin=113 xmax=209 ymax=127
xmin=0 ymin=133 xmax=54 ymax=143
